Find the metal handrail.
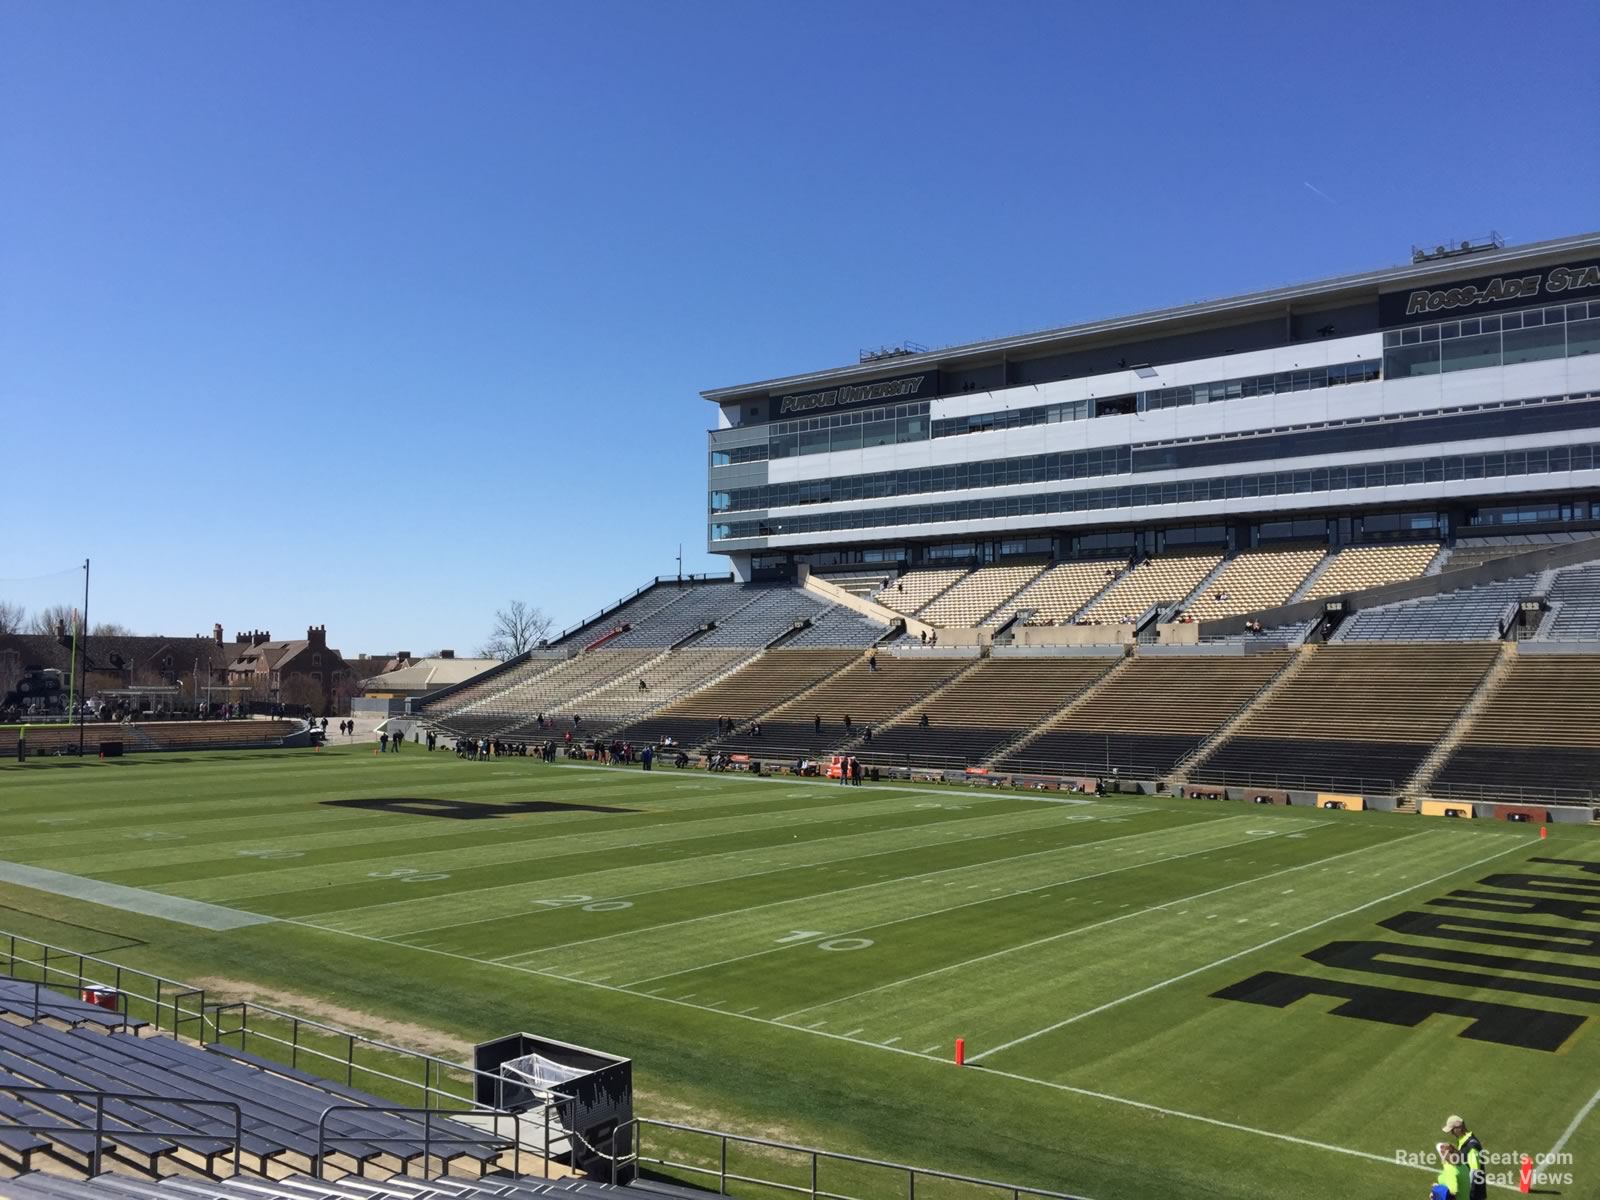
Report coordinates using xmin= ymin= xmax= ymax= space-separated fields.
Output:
xmin=0 ymin=933 xmax=504 ymax=1111
xmin=314 ymin=1102 xmax=563 ymax=1181
xmin=0 ymin=1087 xmax=242 ymax=1178
xmin=611 ymin=1117 xmax=1095 ymax=1200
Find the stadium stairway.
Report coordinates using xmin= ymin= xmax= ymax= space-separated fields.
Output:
xmin=829 ymin=655 xmax=990 ymax=759
xmin=1165 ymin=648 xmax=1313 ymax=786
xmin=1184 ymin=643 xmax=1500 ymax=794
xmin=1402 ymin=642 xmax=1518 ymax=796
xmin=984 ymin=655 xmax=1133 ymax=768
xmin=997 ymin=651 xmax=1296 ymax=780
xmin=1429 ymin=653 xmax=1600 ymax=803
xmin=855 ymin=655 xmax=1116 ymax=768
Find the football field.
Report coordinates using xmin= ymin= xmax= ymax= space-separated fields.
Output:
xmin=0 ymin=746 xmax=1595 ymax=1198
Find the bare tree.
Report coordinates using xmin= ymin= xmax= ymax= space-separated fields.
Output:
xmin=29 ymin=604 xmax=76 ymax=637
xmin=479 ymin=600 xmax=552 ymax=659
xmin=0 ymin=601 xmax=24 ymax=635
xmin=91 ymin=622 xmax=134 ymax=637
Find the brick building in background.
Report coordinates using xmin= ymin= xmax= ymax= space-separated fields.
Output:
xmin=224 ymin=625 xmax=352 ymax=713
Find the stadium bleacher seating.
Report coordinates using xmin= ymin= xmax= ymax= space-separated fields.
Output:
xmin=495 ymin=648 xmax=754 ymax=737
xmin=1081 ymin=554 xmax=1223 ymax=622
xmin=602 ymin=584 xmax=749 ymax=649
xmin=916 ymin=563 xmax=1045 ymax=628
xmin=606 ymin=649 xmax=864 ymax=747
xmin=1544 ymin=565 xmax=1600 ymax=640
xmin=561 ymin=582 xmax=709 ymax=651
xmin=1442 ymin=541 xmax=1550 ymax=572
xmin=810 ymin=570 xmax=890 ymax=598
xmin=988 ymin=560 xmax=1127 ymax=627
xmin=0 ymin=978 xmax=493 ymax=1180
xmin=1178 ymin=546 xmax=1326 ymax=622
xmin=783 ymin=606 xmax=891 ymax=648
xmin=691 ymin=588 xmax=830 ymax=647
xmin=0 ymin=1171 xmax=606 ymax=1200
xmin=859 ymin=656 xmax=1114 ymax=766
xmin=708 ymin=654 xmax=973 ymax=758
xmin=1190 ymin=643 xmax=1498 ymax=792
xmin=1300 ymin=542 xmax=1440 ymax=600
xmin=1431 ymin=654 xmax=1600 ymax=800
xmin=1335 ymin=575 xmax=1535 ymax=641
xmin=874 ymin=569 xmax=967 ymax=615
xmin=997 ymin=653 xmax=1291 ymax=777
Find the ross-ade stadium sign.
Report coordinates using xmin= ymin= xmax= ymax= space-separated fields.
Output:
xmin=1387 ymin=259 xmax=1600 ymax=323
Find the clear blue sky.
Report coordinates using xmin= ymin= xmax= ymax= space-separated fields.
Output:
xmin=3 ymin=0 xmax=1597 ymax=656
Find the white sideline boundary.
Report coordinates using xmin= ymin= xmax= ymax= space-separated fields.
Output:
xmin=1542 ymin=1083 xmax=1600 ymax=1181
xmin=0 ymin=860 xmax=272 ymax=931
xmin=287 ymin=912 xmax=1516 ymax=1190
xmin=970 ymin=834 xmax=1531 ymax=1062
xmin=774 ymin=828 xmax=1431 ymax=1023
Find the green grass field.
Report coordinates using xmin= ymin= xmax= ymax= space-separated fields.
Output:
xmin=0 ymin=745 xmax=1595 ymax=1198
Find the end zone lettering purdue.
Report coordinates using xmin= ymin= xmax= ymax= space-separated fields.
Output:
xmin=1212 ymin=856 xmax=1600 ymax=1051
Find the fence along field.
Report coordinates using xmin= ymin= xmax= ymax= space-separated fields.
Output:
xmin=0 ymin=747 xmax=1597 ymax=1199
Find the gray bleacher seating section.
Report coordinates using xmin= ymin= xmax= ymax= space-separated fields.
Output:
xmin=1334 ymin=575 xmax=1535 ymax=641
xmin=1189 ymin=643 xmax=1498 ymax=792
xmin=419 ymin=583 xmax=892 ymax=738
xmin=0 ymin=978 xmax=493 ymax=1180
xmin=0 ymin=983 xmax=142 ymax=1033
xmin=602 ymin=584 xmax=748 ymax=649
xmin=1544 ymin=564 xmax=1600 ymax=640
xmin=0 ymin=1172 xmax=631 ymax=1200
xmin=691 ymin=589 xmax=830 ymax=647
xmin=783 ymin=606 xmax=888 ymax=647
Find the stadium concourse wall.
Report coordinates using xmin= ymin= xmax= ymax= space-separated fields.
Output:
xmin=1201 ymin=535 xmax=1600 ymax=638
xmin=0 ymin=719 xmax=310 ymax=757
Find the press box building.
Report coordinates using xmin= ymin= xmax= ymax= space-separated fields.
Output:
xmin=703 ymin=232 xmax=1600 ymax=580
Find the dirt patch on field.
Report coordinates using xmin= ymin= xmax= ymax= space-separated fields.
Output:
xmin=634 ymin=1086 xmax=811 ymax=1149
xmin=192 ymin=976 xmax=473 ymax=1061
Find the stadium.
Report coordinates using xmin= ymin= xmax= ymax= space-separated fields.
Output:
xmin=5 ymin=232 xmax=1600 ymax=1200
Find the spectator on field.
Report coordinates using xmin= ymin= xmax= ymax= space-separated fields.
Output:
xmin=851 ymin=757 xmax=863 ymax=786
xmin=379 ymin=731 xmax=389 ymax=752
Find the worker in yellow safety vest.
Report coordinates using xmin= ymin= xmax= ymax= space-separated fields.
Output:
xmin=1443 ymin=1116 xmax=1486 ymax=1200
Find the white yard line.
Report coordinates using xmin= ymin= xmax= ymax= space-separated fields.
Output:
xmin=617 ymin=820 xmax=1322 ymax=987
xmin=968 ymin=834 xmax=1531 ymax=1063
xmin=389 ymin=803 xmax=1155 ymax=940
xmin=496 ymin=815 xmax=1260 ymax=966
xmin=281 ymin=915 xmax=1473 ymax=1185
xmin=1542 ymin=1084 xmax=1600 ymax=1177
xmin=300 ymin=792 xmax=1026 ymax=926
xmin=774 ymin=829 xmax=1430 ymax=1023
